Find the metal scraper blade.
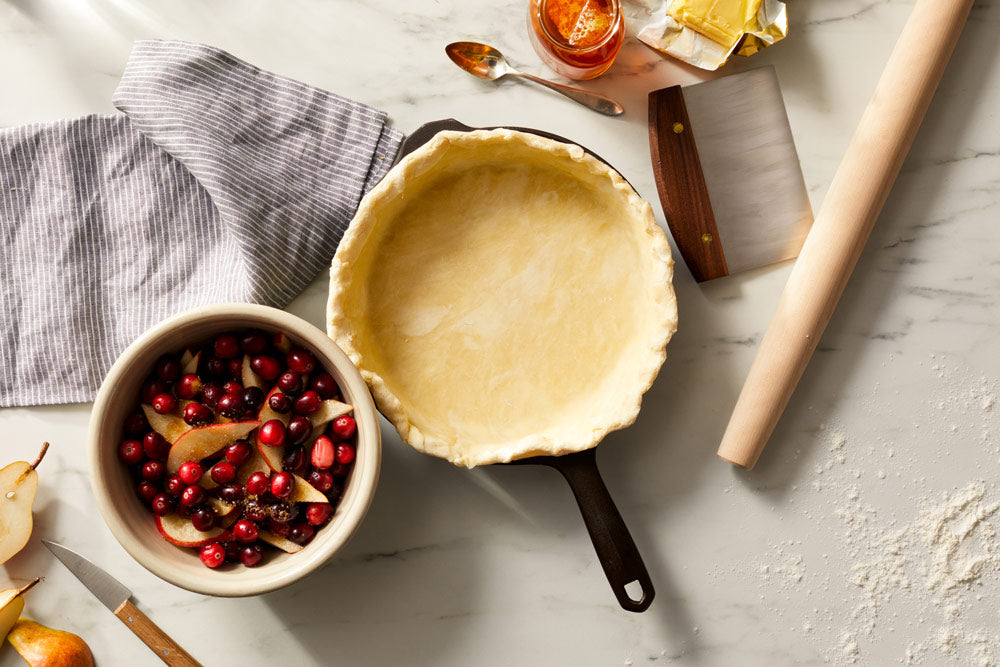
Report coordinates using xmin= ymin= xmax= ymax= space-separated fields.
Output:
xmin=682 ymin=66 xmax=813 ymax=275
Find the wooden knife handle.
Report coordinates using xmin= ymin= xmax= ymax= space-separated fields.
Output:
xmin=114 ymin=599 xmax=202 ymax=667
xmin=717 ymin=0 xmax=975 ymax=469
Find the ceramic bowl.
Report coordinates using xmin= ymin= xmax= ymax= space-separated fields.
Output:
xmin=89 ymin=304 xmax=381 ymax=596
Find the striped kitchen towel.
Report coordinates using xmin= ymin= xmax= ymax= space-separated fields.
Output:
xmin=0 ymin=40 xmax=403 ymax=407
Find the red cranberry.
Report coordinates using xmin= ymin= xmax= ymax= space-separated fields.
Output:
xmin=240 ymin=330 xmax=269 ymax=355
xmin=123 ymin=413 xmax=149 ymax=437
xmin=311 ymin=436 xmax=335 ymax=470
xmin=151 ymin=492 xmax=174 ymax=515
xmin=328 ymin=479 xmax=345 ymax=500
xmin=222 ymin=380 xmax=243 ymax=396
xmin=191 ymin=507 xmax=217 ymax=532
xmin=259 ymin=419 xmax=286 ymax=447
xmin=218 ymin=483 xmax=244 ymax=503
xmin=176 ymin=373 xmax=203 ymax=399
xmin=118 ymin=439 xmax=144 ymax=465
xmin=210 ymin=461 xmax=236 ymax=484
xmin=278 ymin=371 xmax=303 ymax=395
xmin=224 ymin=541 xmax=242 ymax=562
xmin=250 ymin=355 xmax=282 ymax=381
xmin=214 ymin=333 xmax=241 ymax=359
xmin=178 ymin=461 xmax=204 ymax=485
xmin=282 ymin=446 xmax=307 ymax=475
xmin=268 ymin=392 xmax=292 ymax=414
xmin=267 ymin=502 xmax=298 ymax=523
xmin=271 ymin=472 xmax=295 ymax=499
xmin=151 ymin=393 xmax=177 ymax=415
xmin=182 ymin=402 xmax=213 ymax=426
xmin=242 ymin=386 xmax=264 ymax=411
xmin=335 ymin=443 xmax=356 ymax=465
xmin=216 ymin=392 xmax=244 ymax=419
xmin=224 ymin=440 xmax=252 ymax=466
xmin=165 ymin=475 xmax=185 ymax=496
xmin=309 ymin=372 xmax=338 ymax=400
xmin=181 ymin=485 xmax=205 ymax=507
xmin=243 ymin=499 xmax=267 ymax=522
xmin=200 ymin=543 xmax=225 ymax=569
xmin=175 ymin=503 xmax=193 ymax=519
xmin=143 ymin=432 xmax=169 ymax=459
xmin=141 ymin=460 xmax=165 ymax=482
xmin=307 ymin=469 xmax=334 ymax=493
xmin=204 ymin=357 xmax=227 ymax=379
xmin=267 ymin=518 xmax=291 ymax=536
xmin=200 ymin=384 xmax=223 ymax=409
xmin=233 ymin=519 xmax=259 ymax=543
xmin=246 ymin=472 xmax=270 ymax=496
xmin=332 ymin=415 xmax=357 ymax=440
xmin=329 ymin=462 xmax=350 ymax=477
xmin=155 ymin=355 xmax=181 ymax=382
xmin=227 ymin=358 xmax=243 ymax=380
xmin=305 ymin=503 xmax=334 ymax=526
xmin=137 ymin=481 xmax=159 ymax=503
xmin=240 ymin=544 xmax=263 ymax=567
xmin=286 ymin=349 xmax=316 ymax=374
xmin=292 ymin=391 xmax=320 ymax=416
xmin=288 ymin=523 xmax=315 ymax=546
xmin=141 ymin=379 xmax=169 ymax=404
xmin=286 ymin=416 xmax=312 ymax=446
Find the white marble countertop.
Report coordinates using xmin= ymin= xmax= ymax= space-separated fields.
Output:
xmin=1 ymin=1 xmax=998 ymax=665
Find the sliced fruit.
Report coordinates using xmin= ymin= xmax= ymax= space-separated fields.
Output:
xmin=272 ymin=332 xmax=292 ymax=354
xmin=0 ymin=578 xmax=39 ymax=643
xmin=259 ymin=530 xmax=303 ymax=554
xmin=141 ymin=403 xmax=191 ymax=443
xmin=166 ymin=421 xmax=260 ymax=473
xmin=307 ymin=399 xmax=353 ymax=441
xmin=208 ymin=497 xmax=237 ymax=517
xmin=288 ymin=473 xmax=328 ymax=503
xmin=256 ymin=387 xmax=292 ymax=472
xmin=241 ymin=354 xmax=265 ymax=390
xmin=0 ymin=444 xmax=49 ymax=566
xmin=156 ymin=514 xmax=231 ymax=547
xmin=180 ymin=349 xmax=202 ymax=375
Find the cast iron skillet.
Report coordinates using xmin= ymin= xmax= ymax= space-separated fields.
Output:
xmin=388 ymin=119 xmax=654 ymax=613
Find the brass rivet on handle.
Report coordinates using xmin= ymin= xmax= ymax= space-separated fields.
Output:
xmin=672 ymin=122 xmax=684 ymax=134
xmin=701 ymin=233 xmax=713 ymax=244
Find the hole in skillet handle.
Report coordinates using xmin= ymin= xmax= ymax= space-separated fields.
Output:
xmin=509 ymin=447 xmax=655 ymax=613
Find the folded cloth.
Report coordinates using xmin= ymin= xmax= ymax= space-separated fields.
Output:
xmin=0 ymin=40 xmax=403 ymax=407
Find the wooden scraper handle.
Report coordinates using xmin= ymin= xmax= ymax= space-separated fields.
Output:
xmin=717 ymin=0 xmax=975 ymax=469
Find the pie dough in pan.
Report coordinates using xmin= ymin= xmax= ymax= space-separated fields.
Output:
xmin=328 ymin=129 xmax=677 ymax=467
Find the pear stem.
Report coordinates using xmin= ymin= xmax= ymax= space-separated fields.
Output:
xmin=30 ymin=442 xmax=49 ymax=470
xmin=17 ymin=577 xmax=41 ymax=596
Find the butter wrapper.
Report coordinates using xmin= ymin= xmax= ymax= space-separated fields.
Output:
xmin=637 ymin=0 xmax=788 ymax=71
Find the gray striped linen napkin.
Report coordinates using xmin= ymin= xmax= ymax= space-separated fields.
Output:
xmin=0 ymin=40 xmax=403 ymax=407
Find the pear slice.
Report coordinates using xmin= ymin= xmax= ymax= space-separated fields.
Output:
xmin=0 ymin=443 xmax=48 ymax=565
xmin=241 ymin=354 xmax=265 ymax=390
xmin=180 ymin=349 xmax=201 ymax=375
xmin=236 ymin=449 xmax=271 ymax=486
xmin=0 ymin=578 xmax=40 ymax=644
xmin=272 ymin=332 xmax=292 ymax=354
xmin=307 ymin=399 xmax=354 ymax=442
xmin=7 ymin=619 xmax=95 ymax=667
xmin=255 ymin=388 xmax=291 ymax=472
xmin=207 ymin=497 xmax=237 ymax=517
xmin=166 ymin=421 xmax=260 ymax=473
xmin=287 ymin=473 xmax=328 ymax=503
xmin=259 ymin=530 xmax=303 ymax=554
xmin=141 ymin=403 xmax=191 ymax=444
xmin=156 ymin=515 xmax=232 ymax=547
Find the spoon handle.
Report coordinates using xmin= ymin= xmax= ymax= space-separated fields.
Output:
xmin=515 ymin=72 xmax=624 ymax=116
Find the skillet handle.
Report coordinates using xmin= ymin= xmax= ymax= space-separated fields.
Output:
xmin=550 ymin=448 xmax=654 ymax=612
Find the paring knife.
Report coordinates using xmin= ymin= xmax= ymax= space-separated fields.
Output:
xmin=42 ymin=541 xmax=202 ymax=667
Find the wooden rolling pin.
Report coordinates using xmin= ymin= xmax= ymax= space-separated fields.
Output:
xmin=717 ymin=0 xmax=975 ymax=469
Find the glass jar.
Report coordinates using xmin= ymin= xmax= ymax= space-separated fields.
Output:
xmin=527 ymin=0 xmax=624 ymax=81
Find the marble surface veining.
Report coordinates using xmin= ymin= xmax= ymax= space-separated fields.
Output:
xmin=1 ymin=0 xmax=998 ymax=665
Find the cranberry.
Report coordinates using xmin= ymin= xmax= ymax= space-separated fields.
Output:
xmin=151 ymin=393 xmax=177 ymax=415
xmin=142 ymin=432 xmax=169 ymax=459
xmin=286 ymin=348 xmax=316 ymax=374
xmin=118 ymin=439 xmax=144 ymax=465
xmin=141 ymin=460 xmax=165 ymax=482
xmin=165 ymin=475 xmax=185 ymax=496
xmin=268 ymin=392 xmax=292 ymax=414
xmin=226 ymin=358 xmax=243 ymax=380
xmin=224 ymin=541 xmax=243 ymax=562
xmin=311 ymin=436 xmax=335 ymax=470
xmin=224 ymin=440 xmax=252 ymax=466
xmin=259 ymin=419 xmax=286 ymax=447
xmin=155 ymin=355 xmax=181 ymax=381
xmin=332 ymin=415 xmax=357 ymax=440
xmin=216 ymin=392 xmax=244 ymax=419
xmin=243 ymin=498 xmax=268 ymax=522
xmin=182 ymin=402 xmax=213 ymax=426
xmin=287 ymin=416 xmax=312 ymax=446
xmin=181 ymin=485 xmax=206 ymax=507
xmin=200 ymin=383 xmax=223 ymax=409
xmin=222 ymin=380 xmax=243 ymax=396
xmin=267 ymin=518 xmax=292 ymax=536
xmin=329 ymin=462 xmax=350 ymax=477
xmin=246 ymin=472 xmax=270 ymax=496
xmin=175 ymin=503 xmax=193 ymax=519
xmin=176 ymin=373 xmax=203 ymax=399
xmin=191 ymin=507 xmax=217 ymax=532
xmin=210 ymin=461 xmax=236 ymax=484
xmin=233 ymin=519 xmax=259 ymax=543
xmin=178 ymin=461 xmax=204 ymax=485
xmin=123 ymin=413 xmax=149 ymax=437
xmin=292 ymin=391 xmax=320 ymax=416
xmin=213 ymin=334 xmax=241 ymax=359
xmin=282 ymin=446 xmax=307 ymax=475
xmin=309 ymin=372 xmax=339 ymax=400
xmin=151 ymin=492 xmax=174 ymax=515
xmin=136 ymin=481 xmax=159 ymax=503
xmin=240 ymin=330 xmax=269 ymax=355
xmin=267 ymin=502 xmax=298 ymax=523
xmin=335 ymin=443 xmax=356 ymax=465
xmin=218 ymin=483 xmax=244 ymax=503
xmin=242 ymin=386 xmax=264 ymax=411
xmin=305 ymin=503 xmax=334 ymax=526
xmin=307 ymin=469 xmax=334 ymax=493
xmin=277 ymin=371 xmax=302 ymax=395
xmin=250 ymin=355 xmax=282 ymax=381
xmin=200 ymin=543 xmax=225 ymax=569
xmin=204 ymin=357 xmax=227 ymax=379
xmin=271 ymin=471 xmax=295 ymax=499
xmin=240 ymin=544 xmax=263 ymax=567
xmin=141 ymin=379 xmax=169 ymax=404
xmin=288 ymin=523 xmax=315 ymax=546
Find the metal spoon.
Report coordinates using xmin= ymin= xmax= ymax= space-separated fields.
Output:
xmin=445 ymin=42 xmax=624 ymax=117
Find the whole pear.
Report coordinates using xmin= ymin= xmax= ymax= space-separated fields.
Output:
xmin=0 ymin=443 xmax=48 ymax=565
xmin=7 ymin=619 xmax=94 ymax=667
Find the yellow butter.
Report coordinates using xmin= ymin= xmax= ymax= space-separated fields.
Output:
xmin=668 ymin=0 xmax=762 ymax=50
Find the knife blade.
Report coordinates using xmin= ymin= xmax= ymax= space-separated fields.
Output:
xmin=42 ymin=540 xmax=202 ymax=667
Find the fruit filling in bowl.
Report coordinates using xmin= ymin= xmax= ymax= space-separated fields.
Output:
xmin=117 ymin=329 xmax=359 ymax=569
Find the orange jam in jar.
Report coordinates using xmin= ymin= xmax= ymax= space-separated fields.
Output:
xmin=528 ymin=0 xmax=624 ymax=80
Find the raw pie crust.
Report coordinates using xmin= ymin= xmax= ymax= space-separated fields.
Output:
xmin=327 ymin=129 xmax=677 ymax=467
